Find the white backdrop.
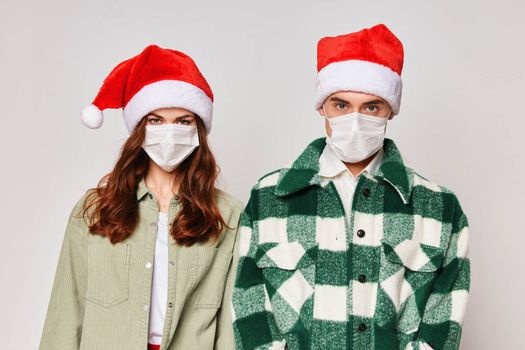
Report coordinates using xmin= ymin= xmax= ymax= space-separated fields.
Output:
xmin=0 ymin=0 xmax=523 ymax=348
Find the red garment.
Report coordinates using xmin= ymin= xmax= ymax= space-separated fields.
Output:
xmin=148 ymin=343 xmax=160 ymax=350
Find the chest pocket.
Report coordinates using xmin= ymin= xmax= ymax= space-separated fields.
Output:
xmin=86 ymin=241 xmax=131 ymax=307
xmin=377 ymin=238 xmax=444 ymax=333
xmin=255 ymin=240 xmax=318 ymax=269
xmin=255 ymin=240 xmax=318 ymax=334
xmin=381 ymin=238 xmax=444 ymax=273
xmin=191 ymin=247 xmax=233 ymax=308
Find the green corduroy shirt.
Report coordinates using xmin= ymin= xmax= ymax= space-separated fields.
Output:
xmin=39 ymin=177 xmax=243 ymax=350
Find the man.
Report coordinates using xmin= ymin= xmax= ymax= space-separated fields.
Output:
xmin=231 ymin=24 xmax=470 ymax=350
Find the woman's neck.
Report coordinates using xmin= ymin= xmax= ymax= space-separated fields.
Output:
xmin=144 ymin=161 xmax=180 ymax=200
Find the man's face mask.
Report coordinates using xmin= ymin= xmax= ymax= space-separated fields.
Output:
xmin=323 ymin=106 xmax=388 ymax=163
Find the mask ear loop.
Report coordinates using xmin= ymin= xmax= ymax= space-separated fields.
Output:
xmin=322 ymin=105 xmax=331 ymax=123
xmin=384 ymin=111 xmax=392 ymax=134
xmin=322 ymin=105 xmax=333 ymax=139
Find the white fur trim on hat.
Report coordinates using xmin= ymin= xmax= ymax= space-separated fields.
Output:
xmin=123 ymin=80 xmax=213 ymax=134
xmin=81 ymin=104 xmax=104 ymax=129
xmin=315 ymin=59 xmax=402 ymax=115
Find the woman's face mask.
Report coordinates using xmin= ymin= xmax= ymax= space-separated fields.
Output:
xmin=142 ymin=123 xmax=199 ymax=172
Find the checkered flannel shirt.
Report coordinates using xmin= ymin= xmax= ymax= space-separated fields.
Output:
xmin=231 ymin=137 xmax=470 ymax=350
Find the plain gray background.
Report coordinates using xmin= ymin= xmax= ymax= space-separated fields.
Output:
xmin=1 ymin=0 xmax=523 ymax=348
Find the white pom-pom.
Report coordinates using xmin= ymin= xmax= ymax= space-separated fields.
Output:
xmin=81 ymin=104 xmax=104 ymax=129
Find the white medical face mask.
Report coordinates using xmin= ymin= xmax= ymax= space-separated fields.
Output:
xmin=324 ymin=108 xmax=388 ymax=163
xmin=142 ymin=123 xmax=199 ymax=172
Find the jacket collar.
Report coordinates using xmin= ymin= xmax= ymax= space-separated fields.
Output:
xmin=136 ymin=177 xmax=151 ymax=201
xmin=273 ymin=137 xmax=414 ymax=204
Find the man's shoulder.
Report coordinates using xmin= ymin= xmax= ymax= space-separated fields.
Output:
xmin=412 ymin=171 xmax=446 ymax=192
xmin=253 ymin=169 xmax=283 ymax=190
xmin=249 ymin=158 xmax=297 ymax=190
xmin=252 ymin=138 xmax=327 ymax=188
xmin=411 ymin=170 xmax=463 ymax=206
xmin=411 ymin=172 xmax=469 ymax=235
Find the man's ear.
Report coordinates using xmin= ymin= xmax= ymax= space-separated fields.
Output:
xmin=318 ymin=106 xmax=326 ymax=117
xmin=388 ymin=111 xmax=395 ymax=120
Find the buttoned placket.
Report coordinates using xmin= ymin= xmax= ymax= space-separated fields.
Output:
xmin=322 ymin=173 xmax=378 ymax=348
xmin=160 ymin=194 xmax=180 ymax=350
xmin=140 ymin=192 xmax=180 ymax=350
xmin=349 ymin=175 xmax=378 ymax=347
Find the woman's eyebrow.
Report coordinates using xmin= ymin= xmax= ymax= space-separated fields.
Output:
xmin=146 ymin=113 xmax=194 ymax=120
xmin=175 ymin=114 xmax=194 ymax=120
xmin=146 ymin=112 xmax=164 ymax=119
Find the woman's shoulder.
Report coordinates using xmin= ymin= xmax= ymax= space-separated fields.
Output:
xmin=215 ymin=189 xmax=245 ymax=216
xmin=214 ymin=190 xmax=244 ymax=249
xmin=60 ymin=189 xmax=97 ymax=243
xmin=68 ymin=188 xmax=97 ymax=225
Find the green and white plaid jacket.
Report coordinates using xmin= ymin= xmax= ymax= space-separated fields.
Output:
xmin=231 ymin=137 xmax=470 ymax=350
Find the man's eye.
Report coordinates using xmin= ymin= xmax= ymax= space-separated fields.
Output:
xmin=336 ymin=103 xmax=347 ymax=110
xmin=367 ymin=106 xmax=378 ymax=112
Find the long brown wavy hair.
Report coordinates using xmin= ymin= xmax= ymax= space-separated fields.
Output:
xmin=81 ymin=115 xmax=227 ymax=246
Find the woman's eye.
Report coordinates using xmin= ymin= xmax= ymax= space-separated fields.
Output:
xmin=179 ymin=119 xmax=191 ymax=125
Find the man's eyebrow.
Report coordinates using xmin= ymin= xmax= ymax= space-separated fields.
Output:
xmin=363 ymin=99 xmax=387 ymax=105
xmin=328 ymin=97 xmax=386 ymax=105
xmin=328 ymin=97 xmax=350 ymax=104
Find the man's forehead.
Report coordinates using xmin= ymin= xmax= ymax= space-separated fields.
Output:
xmin=328 ymin=91 xmax=388 ymax=104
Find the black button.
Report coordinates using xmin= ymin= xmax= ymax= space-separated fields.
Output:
xmin=358 ymin=323 xmax=367 ymax=332
xmin=362 ymin=188 xmax=371 ymax=197
xmin=357 ymin=229 xmax=365 ymax=238
xmin=358 ymin=274 xmax=367 ymax=283
xmin=168 ymin=302 xmax=173 ymax=308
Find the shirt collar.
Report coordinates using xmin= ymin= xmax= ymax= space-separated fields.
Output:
xmin=318 ymin=144 xmax=384 ymax=179
xmin=274 ymin=137 xmax=414 ymax=204
xmin=136 ymin=177 xmax=151 ymax=201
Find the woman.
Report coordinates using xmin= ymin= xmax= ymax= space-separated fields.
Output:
xmin=39 ymin=45 xmax=243 ymax=350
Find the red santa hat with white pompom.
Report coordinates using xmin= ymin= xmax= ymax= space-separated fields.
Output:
xmin=315 ymin=23 xmax=404 ymax=115
xmin=81 ymin=44 xmax=214 ymax=133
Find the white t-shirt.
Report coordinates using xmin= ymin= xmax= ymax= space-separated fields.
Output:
xmin=148 ymin=211 xmax=169 ymax=345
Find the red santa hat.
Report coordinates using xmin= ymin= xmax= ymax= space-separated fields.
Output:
xmin=315 ymin=24 xmax=404 ymax=115
xmin=81 ymin=44 xmax=214 ymax=133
